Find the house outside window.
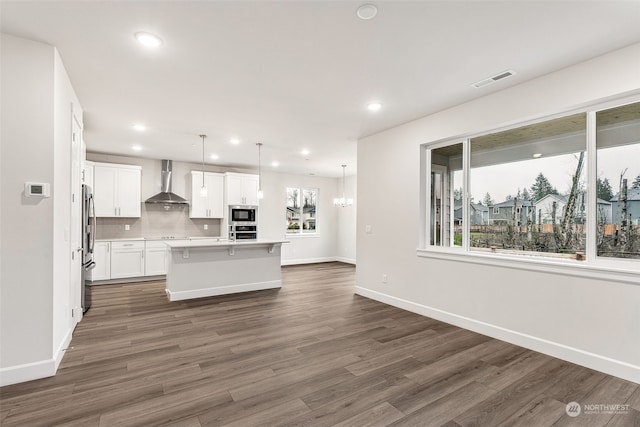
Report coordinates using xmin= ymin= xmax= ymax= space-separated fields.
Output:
xmin=286 ymin=187 xmax=318 ymax=234
xmin=422 ymin=99 xmax=639 ymax=268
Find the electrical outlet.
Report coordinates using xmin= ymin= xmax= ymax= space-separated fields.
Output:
xmin=365 ymin=225 xmax=372 ymax=234
xmin=382 ymin=274 xmax=388 ymax=284
xmin=204 ymin=224 xmax=208 ymax=230
xmin=125 ymin=224 xmax=130 ymax=231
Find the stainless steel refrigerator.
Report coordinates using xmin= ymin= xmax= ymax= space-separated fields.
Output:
xmin=81 ymin=184 xmax=96 ymax=313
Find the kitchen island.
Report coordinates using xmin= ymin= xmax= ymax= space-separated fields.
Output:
xmin=164 ymin=239 xmax=287 ymax=301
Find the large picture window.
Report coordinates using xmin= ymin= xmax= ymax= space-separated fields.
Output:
xmin=286 ymin=187 xmax=318 ymax=234
xmin=423 ymin=99 xmax=639 ymax=269
xmin=470 ymin=113 xmax=587 ymax=259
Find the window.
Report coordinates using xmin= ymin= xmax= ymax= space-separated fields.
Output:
xmin=422 ymin=99 xmax=640 ymax=269
xmin=430 ymin=143 xmax=463 ymax=247
xmin=286 ymin=187 xmax=318 ymax=234
xmin=470 ymin=113 xmax=587 ymax=258
xmin=596 ymin=103 xmax=640 ymax=259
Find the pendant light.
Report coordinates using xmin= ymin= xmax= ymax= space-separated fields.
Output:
xmin=334 ymin=164 xmax=353 ymax=207
xmin=256 ymin=142 xmax=264 ymax=199
xmin=199 ymin=134 xmax=208 ymax=197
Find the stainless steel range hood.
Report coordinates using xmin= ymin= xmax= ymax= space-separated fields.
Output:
xmin=145 ymin=160 xmax=189 ymax=204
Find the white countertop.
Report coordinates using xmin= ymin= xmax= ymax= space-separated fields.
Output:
xmin=164 ymin=239 xmax=288 ymax=248
xmin=96 ymin=236 xmax=223 ymax=242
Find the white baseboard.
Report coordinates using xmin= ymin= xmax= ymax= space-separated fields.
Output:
xmin=0 ymin=324 xmax=76 ymax=387
xmin=54 ymin=325 xmax=74 ymax=371
xmin=281 ymin=257 xmax=337 ymax=266
xmin=0 ymin=358 xmax=56 ymax=387
xmin=355 ymin=286 xmax=640 ymax=384
xmin=167 ymin=280 xmax=281 ymax=301
xmin=335 ymin=257 xmax=356 ymax=265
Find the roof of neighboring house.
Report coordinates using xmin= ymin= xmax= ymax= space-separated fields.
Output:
xmin=492 ymin=199 xmax=533 ymax=208
xmin=472 ymin=203 xmax=489 ymax=212
xmin=534 ymin=192 xmax=611 ymax=205
xmin=287 ymin=205 xmax=316 ymax=213
xmin=454 ymin=203 xmax=488 ymax=213
xmin=611 ymin=188 xmax=640 ymax=202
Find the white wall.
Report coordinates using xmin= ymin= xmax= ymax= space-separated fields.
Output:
xmin=53 ymin=49 xmax=83 ymax=365
xmin=356 ymin=43 xmax=640 ymax=383
xmin=336 ymin=174 xmax=357 ymax=264
xmin=1 ymin=34 xmax=56 ymax=381
xmin=0 ymin=34 xmax=83 ymax=386
xmin=259 ymin=171 xmax=339 ymax=265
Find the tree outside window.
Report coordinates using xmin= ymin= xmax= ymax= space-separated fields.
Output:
xmin=286 ymin=187 xmax=318 ymax=234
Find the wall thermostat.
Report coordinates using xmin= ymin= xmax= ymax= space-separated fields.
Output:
xmin=25 ymin=182 xmax=50 ymax=197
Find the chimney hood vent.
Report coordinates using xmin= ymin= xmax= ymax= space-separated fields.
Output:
xmin=145 ymin=160 xmax=189 ymax=204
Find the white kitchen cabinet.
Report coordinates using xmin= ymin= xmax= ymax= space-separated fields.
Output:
xmin=83 ymin=161 xmax=94 ymax=189
xmin=90 ymin=241 xmax=111 ymax=281
xmin=190 ymin=171 xmax=224 ymax=218
xmin=110 ymin=240 xmax=145 ymax=279
xmin=93 ymin=162 xmax=141 ymax=217
xmin=145 ymin=240 xmax=167 ymax=276
xmin=225 ymin=173 xmax=259 ymax=206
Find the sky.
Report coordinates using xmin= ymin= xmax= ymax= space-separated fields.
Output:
xmin=469 ymin=144 xmax=639 ymax=203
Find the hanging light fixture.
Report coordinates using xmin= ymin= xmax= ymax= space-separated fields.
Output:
xmin=199 ymin=134 xmax=207 ymax=197
xmin=334 ymin=164 xmax=353 ymax=207
xmin=256 ymin=142 xmax=264 ymax=199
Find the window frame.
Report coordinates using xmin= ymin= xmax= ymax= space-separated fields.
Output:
xmin=419 ymin=94 xmax=640 ymax=282
xmin=285 ymin=186 xmax=319 ymax=236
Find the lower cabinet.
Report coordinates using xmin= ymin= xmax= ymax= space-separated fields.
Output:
xmin=144 ymin=240 xmax=167 ymax=276
xmin=110 ymin=241 xmax=145 ymax=279
xmin=91 ymin=241 xmax=111 ymax=281
xmin=91 ymin=240 xmax=178 ymax=281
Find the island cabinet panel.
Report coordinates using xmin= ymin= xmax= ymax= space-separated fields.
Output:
xmin=110 ymin=241 xmax=145 ymax=279
xmin=190 ymin=171 xmax=224 ymax=218
xmin=164 ymin=240 xmax=286 ymax=301
xmin=93 ymin=162 xmax=141 ymax=217
xmin=225 ymin=173 xmax=259 ymax=206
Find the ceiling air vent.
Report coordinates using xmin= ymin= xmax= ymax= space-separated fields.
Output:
xmin=471 ymin=70 xmax=516 ymax=89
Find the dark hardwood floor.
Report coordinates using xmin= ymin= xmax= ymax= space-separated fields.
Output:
xmin=1 ymin=262 xmax=638 ymax=426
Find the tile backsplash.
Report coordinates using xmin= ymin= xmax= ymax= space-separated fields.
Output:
xmin=96 ymin=203 xmax=221 ymax=239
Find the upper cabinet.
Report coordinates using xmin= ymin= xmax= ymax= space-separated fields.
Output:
xmin=226 ymin=173 xmax=259 ymax=206
xmin=93 ymin=162 xmax=141 ymax=217
xmin=190 ymin=171 xmax=224 ymax=218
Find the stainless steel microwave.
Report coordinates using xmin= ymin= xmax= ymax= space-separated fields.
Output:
xmin=230 ymin=206 xmax=256 ymax=222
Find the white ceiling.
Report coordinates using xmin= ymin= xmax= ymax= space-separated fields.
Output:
xmin=2 ymin=1 xmax=639 ymax=177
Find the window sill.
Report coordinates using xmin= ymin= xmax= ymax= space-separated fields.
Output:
xmin=416 ymin=247 xmax=640 ymax=285
xmin=286 ymin=233 xmax=320 ymax=239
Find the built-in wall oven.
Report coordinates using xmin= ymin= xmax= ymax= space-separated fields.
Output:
xmin=229 ymin=206 xmax=258 ymax=240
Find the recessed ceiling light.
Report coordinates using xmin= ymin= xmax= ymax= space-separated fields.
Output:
xmin=132 ymin=124 xmax=146 ymax=132
xmin=135 ymin=32 xmax=163 ymax=48
xmin=357 ymin=4 xmax=378 ymax=20
xmin=230 ymin=138 xmax=240 ymax=145
xmin=367 ymin=102 xmax=382 ymax=112
xmin=532 ymin=153 xmax=542 ymax=158
xmin=301 ymin=149 xmax=310 ymax=156
xmin=272 ymin=161 xmax=279 ymax=167
xmin=131 ymin=145 xmax=142 ymax=151
xmin=210 ymin=154 xmax=220 ymax=160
